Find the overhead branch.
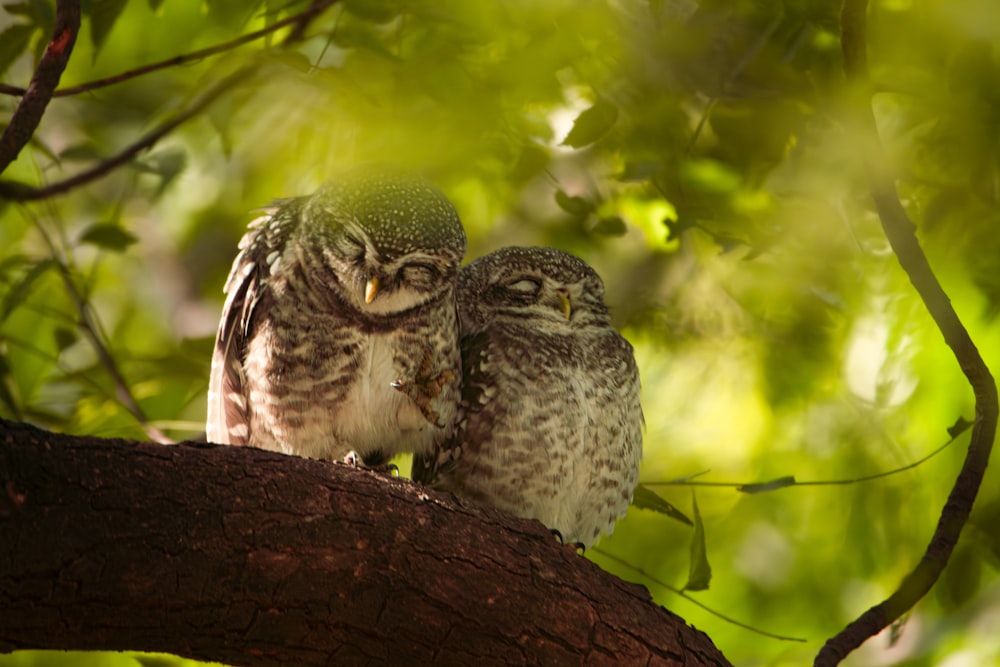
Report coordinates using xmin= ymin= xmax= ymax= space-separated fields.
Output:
xmin=0 ymin=0 xmax=80 ymax=174
xmin=814 ymin=2 xmax=999 ymax=665
xmin=0 ymin=419 xmax=731 ymax=667
xmin=0 ymin=67 xmax=254 ymax=202
xmin=0 ymin=0 xmax=338 ymax=99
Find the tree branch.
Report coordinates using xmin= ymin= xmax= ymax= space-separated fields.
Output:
xmin=0 ymin=0 xmax=337 ymax=99
xmin=0 ymin=0 xmax=80 ymax=174
xmin=0 ymin=419 xmax=731 ymax=667
xmin=0 ymin=67 xmax=253 ymax=202
xmin=815 ymin=2 xmax=999 ymax=665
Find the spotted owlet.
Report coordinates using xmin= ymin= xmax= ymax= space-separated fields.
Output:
xmin=206 ymin=167 xmax=467 ymax=466
xmin=414 ymin=246 xmax=643 ymax=548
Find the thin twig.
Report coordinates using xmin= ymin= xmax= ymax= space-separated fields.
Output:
xmin=642 ymin=421 xmax=970 ymax=490
xmin=0 ymin=0 xmax=337 ymax=99
xmin=0 ymin=67 xmax=255 ymax=202
xmin=0 ymin=0 xmax=80 ymax=174
xmin=591 ymin=548 xmax=806 ymax=643
xmin=30 ymin=219 xmax=171 ymax=444
xmin=814 ymin=2 xmax=998 ymax=665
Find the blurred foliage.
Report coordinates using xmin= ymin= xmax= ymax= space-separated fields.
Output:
xmin=2 ymin=0 xmax=1000 ymax=665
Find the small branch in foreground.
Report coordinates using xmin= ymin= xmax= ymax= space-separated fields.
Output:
xmin=30 ymin=221 xmax=170 ymax=444
xmin=814 ymin=2 xmax=999 ymax=665
xmin=0 ymin=0 xmax=337 ymax=99
xmin=0 ymin=0 xmax=80 ymax=174
xmin=0 ymin=67 xmax=254 ymax=202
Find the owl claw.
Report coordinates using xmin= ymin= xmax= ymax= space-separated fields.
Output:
xmin=550 ymin=528 xmax=585 ymax=554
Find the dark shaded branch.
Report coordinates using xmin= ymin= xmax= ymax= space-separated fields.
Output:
xmin=0 ymin=0 xmax=80 ymax=174
xmin=815 ymin=2 xmax=999 ymax=665
xmin=0 ymin=419 xmax=731 ymax=667
xmin=0 ymin=0 xmax=337 ymax=99
xmin=0 ymin=67 xmax=254 ymax=202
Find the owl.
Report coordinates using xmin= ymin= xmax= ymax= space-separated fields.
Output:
xmin=415 ymin=246 xmax=643 ymax=548
xmin=206 ymin=166 xmax=467 ymax=466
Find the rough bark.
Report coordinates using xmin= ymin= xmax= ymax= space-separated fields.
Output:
xmin=0 ymin=419 xmax=731 ymax=666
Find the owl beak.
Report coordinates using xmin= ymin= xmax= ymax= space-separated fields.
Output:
xmin=558 ymin=291 xmax=572 ymax=320
xmin=365 ymin=276 xmax=380 ymax=304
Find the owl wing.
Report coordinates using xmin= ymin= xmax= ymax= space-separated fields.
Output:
xmin=411 ymin=329 xmax=492 ymax=485
xmin=206 ymin=207 xmax=288 ymax=445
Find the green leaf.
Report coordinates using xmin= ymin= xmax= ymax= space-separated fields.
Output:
xmin=59 ymin=143 xmax=105 ymax=162
xmin=0 ymin=259 xmax=55 ymax=324
xmin=509 ymin=143 xmax=549 ymax=182
xmin=147 ymin=0 xmax=164 ymax=11
xmin=618 ymin=160 xmax=664 ymax=182
xmin=684 ymin=492 xmax=711 ymax=591
xmin=135 ymin=148 xmax=187 ymax=198
xmin=0 ymin=24 xmax=37 ymax=78
xmin=738 ymin=476 xmax=796 ymax=494
xmin=343 ymin=0 xmax=401 ymax=23
xmin=53 ymin=327 xmax=78 ymax=351
xmin=631 ymin=484 xmax=693 ymax=526
xmin=591 ymin=216 xmax=627 ymax=236
xmin=555 ymin=190 xmax=594 ymax=217
xmin=79 ymin=223 xmax=138 ymax=252
xmin=947 ymin=415 xmax=973 ymax=439
xmin=562 ymin=97 xmax=618 ymax=148
xmin=0 ymin=352 xmax=22 ymax=420
xmin=86 ymin=0 xmax=129 ymax=56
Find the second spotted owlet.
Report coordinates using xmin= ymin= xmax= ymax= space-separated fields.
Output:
xmin=415 ymin=246 xmax=643 ymax=548
xmin=207 ymin=166 xmax=466 ymax=466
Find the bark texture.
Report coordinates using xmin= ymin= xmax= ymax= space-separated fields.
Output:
xmin=0 ymin=419 xmax=731 ymax=666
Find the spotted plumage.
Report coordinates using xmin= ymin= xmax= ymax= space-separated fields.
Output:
xmin=415 ymin=246 xmax=643 ymax=548
xmin=207 ymin=167 xmax=466 ymax=465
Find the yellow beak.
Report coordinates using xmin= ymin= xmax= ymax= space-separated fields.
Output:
xmin=558 ymin=291 xmax=572 ymax=320
xmin=365 ymin=276 xmax=380 ymax=304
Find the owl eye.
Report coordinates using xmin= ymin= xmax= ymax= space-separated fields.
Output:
xmin=401 ymin=263 xmax=437 ymax=286
xmin=338 ymin=235 xmax=366 ymax=261
xmin=503 ymin=278 xmax=542 ymax=297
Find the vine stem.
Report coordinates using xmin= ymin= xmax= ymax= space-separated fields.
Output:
xmin=815 ymin=2 xmax=998 ymax=665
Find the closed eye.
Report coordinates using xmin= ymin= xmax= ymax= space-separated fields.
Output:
xmin=504 ymin=278 xmax=541 ymax=296
xmin=401 ymin=263 xmax=437 ymax=285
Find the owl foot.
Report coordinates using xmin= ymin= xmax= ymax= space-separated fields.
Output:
xmin=550 ymin=528 xmax=586 ymax=554
xmin=341 ymin=450 xmax=398 ymax=476
xmin=391 ymin=346 xmax=456 ymax=427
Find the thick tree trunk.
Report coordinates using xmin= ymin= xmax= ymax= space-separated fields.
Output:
xmin=0 ymin=419 xmax=730 ymax=666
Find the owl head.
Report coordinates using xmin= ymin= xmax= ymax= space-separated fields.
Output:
xmin=458 ymin=246 xmax=610 ymax=334
xmin=301 ymin=166 xmax=467 ymax=315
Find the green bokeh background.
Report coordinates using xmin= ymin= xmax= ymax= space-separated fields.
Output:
xmin=2 ymin=0 xmax=1000 ymax=664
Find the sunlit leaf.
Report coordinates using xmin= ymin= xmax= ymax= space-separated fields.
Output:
xmin=684 ymin=492 xmax=711 ymax=591
xmin=0 ymin=259 xmax=55 ymax=324
xmin=79 ymin=224 xmax=139 ymax=252
xmin=561 ymin=97 xmax=618 ymax=148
